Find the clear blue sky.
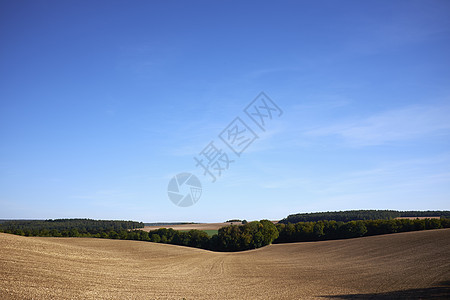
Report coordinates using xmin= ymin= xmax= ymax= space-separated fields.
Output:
xmin=1 ymin=1 xmax=449 ymax=222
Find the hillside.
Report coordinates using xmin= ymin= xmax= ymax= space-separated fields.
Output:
xmin=1 ymin=229 xmax=449 ymax=299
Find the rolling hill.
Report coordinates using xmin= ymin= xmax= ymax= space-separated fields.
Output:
xmin=1 ymin=229 xmax=449 ymax=299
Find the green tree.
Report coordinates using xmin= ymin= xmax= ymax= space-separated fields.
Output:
xmin=119 ymin=230 xmax=129 ymax=240
xmin=259 ymin=220 xmax=279 ymax=245
xmin=150 ymin=234 xmax=161 ymax=243
xmin=313 ymin=221 xmax=325 ymax=239
xmin=160 ymin=235 xmax=168 ymax=243
xmin=108 ymin=231 xmax=118 ymax=239
xmin=69 ymin=228 xmax=80 ymax=237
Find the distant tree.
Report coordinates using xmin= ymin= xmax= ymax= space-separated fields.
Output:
xmin=119 ymin=230 xmax=129 ymax=240
xmin=425 ymin=218 xmax=442 ymax=230
xmin=137 ymin=230 xmax=149 ymax=241
xmin=69 ymin=228 xmax=80 ymax=237
xmin=279 ymin=210 xmax=450 ymax=224
xmin=108 ymin=231 xmax=118 ymax=239
xmin=2 ymin=215 xmax=448 ymax=253
xmin=186 ymin=230 xmax=209 ymax=248
xmin=13 ymin=229 xmax=25 ymax=236
xmin=251 ymin=231 xmax=264 ymax=248
xmin=50 ymin=229 xmax=61 ymax=237
xmin=216 ymin=220 xmax=279 ymax=251
xmin=259 ymin=220 xmax=279 ymax=245
xmin=150 ymin=234 xmax=161 ymax=243
xmin=313 ymin=221 xmax=325 ymax=238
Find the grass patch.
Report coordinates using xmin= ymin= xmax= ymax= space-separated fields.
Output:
xmin=203 ymin=230 xmax=218 ymax=237
xmin=180 ymin=229 xmax=218 ymax=237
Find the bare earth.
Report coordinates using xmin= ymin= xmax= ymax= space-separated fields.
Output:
xmin=141 ymin=221 xmax=278 ymax=231
xmin=141 ymin=222 xmax=240 ymax=231
xmin=1 ymin=229 xmax=449 ymax=299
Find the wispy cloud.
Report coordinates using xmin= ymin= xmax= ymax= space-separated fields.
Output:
xmin=305 ymin=104 xmax=450 ymax=146
xmin=321 ymin=156 xmax=450 ymax=194
xmin=257 ymin=153 xmax=450 ymax=212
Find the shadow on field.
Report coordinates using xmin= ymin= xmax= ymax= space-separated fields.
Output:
xmin=322 ymin=281 xmax=450 ymax=299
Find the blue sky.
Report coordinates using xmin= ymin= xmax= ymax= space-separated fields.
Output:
xmin=1 ymin=1 xmax=449 ymax=222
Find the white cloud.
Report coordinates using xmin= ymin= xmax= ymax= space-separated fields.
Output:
xmin=305 ymin=104 xmax=450 ymax=146
xmin=257 ymin=154 xmax=450 ymax=211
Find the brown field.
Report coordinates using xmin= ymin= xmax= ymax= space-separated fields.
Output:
xmin=1 ymin=229 xmax=449 ymax=299
xmin=141 ymin=222 xmax=241 ymax=231
xmin=141 ymin=221 xmax=279 ymax=232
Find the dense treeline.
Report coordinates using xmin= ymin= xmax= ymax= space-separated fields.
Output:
xmin=0 ymin=219 xmax=143 ymax=237
xmin=143 ymin=222 xmax=192 ymax=226
xmin=131 ymin=220 xmax=278 ymax=251
xmin=1 ymin=217 xmax=449 ymax=252
xmin=275 ymin=218 xmax=450 ymax=243
xmin=213 ymin=219 xmax=278 ymax=251
xmin=0 ymin=219 xmax=279 ymax=252
xmin=279 ymin=210 xmax=450 ymax=223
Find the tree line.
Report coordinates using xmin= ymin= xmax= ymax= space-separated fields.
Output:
xmin=0 ymin=219 xmax=143 ymax=237
xmin=1 ymin=216 xmax=449 ymax=252
xmin=103 ymin=220 xmax=279 ymax=251
xmin=280 ymin=210 xmax=450 ymax=223
xmin=225 ymin=219 xmax=248 ymax=224
xmin=0 ymin=219 xmax=279 ymax=252
xmin=275 ymin=218 xmax=450 ymax=243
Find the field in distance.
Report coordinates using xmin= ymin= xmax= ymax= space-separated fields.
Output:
xmin=141 ymin=221 xmax=243 ymax=236
xmin=1 ymin=228 xmax=449 ymax=299
xmin=141 ymin=221 xmax=243 ymax=231
xmin=142 ymin=220 xmax=278 ymax=230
